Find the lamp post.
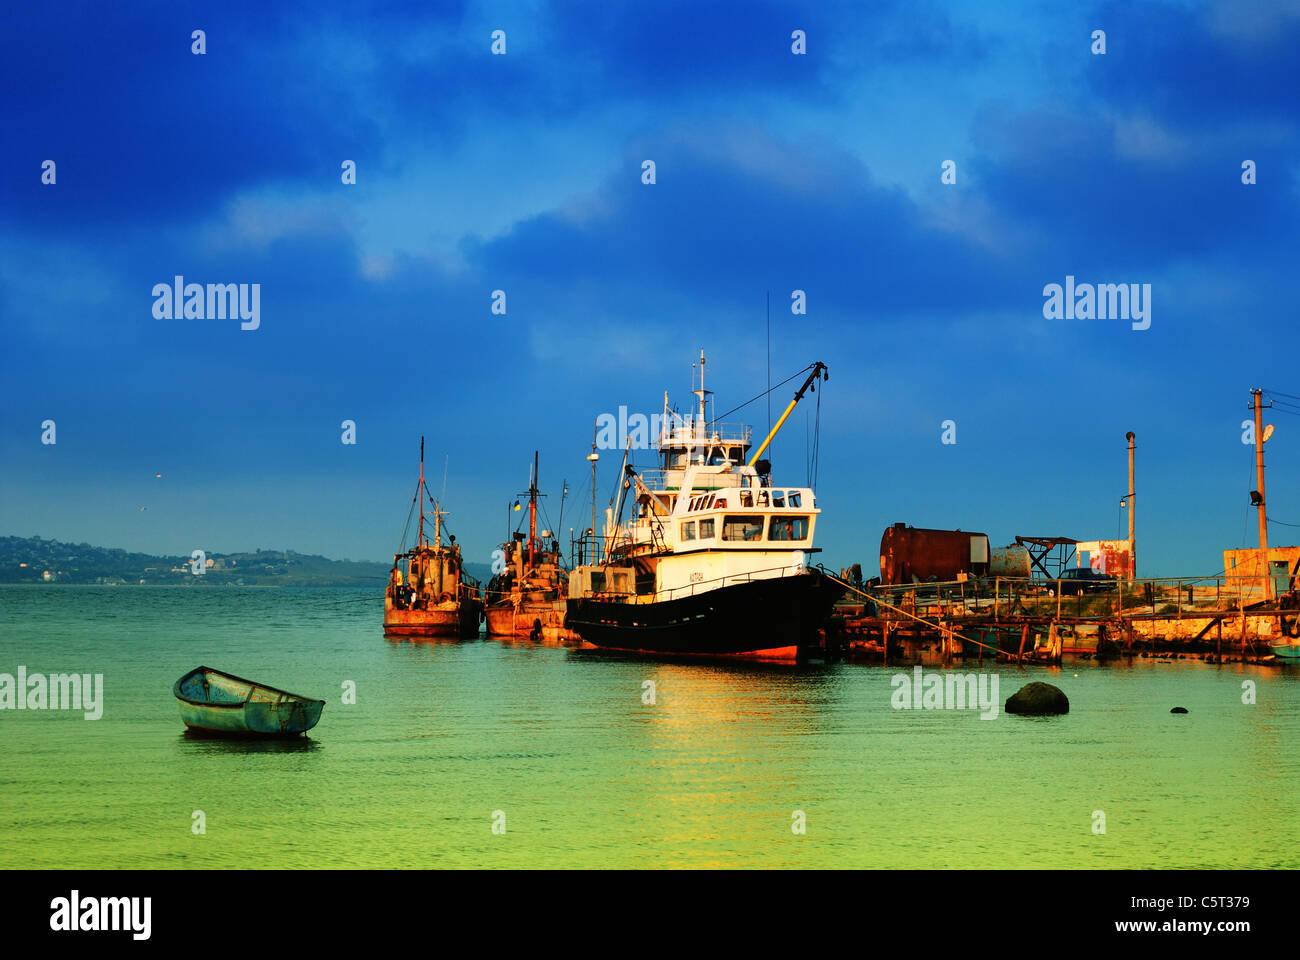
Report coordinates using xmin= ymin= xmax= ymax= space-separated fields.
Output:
xmin=1126 ymin=431 xmax=1136 ymax=581
xmin=587 ymin=448 xmax=599 ymax=563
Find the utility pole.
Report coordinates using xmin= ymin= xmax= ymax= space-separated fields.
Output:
xmin=1126 ymin=432 xmax=1136 ymax=580
xmin=587 ymin=422 xmax=599 ymax=567
xmin=1254 ymin=388 xmax=1271 ymax=601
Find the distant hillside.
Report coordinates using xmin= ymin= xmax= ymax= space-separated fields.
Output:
xmin=0 ymin=535 xmax=494 ymax=587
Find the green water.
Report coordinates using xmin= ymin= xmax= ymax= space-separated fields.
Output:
xmin=1 ymin=585 xmax=1296 ymax=869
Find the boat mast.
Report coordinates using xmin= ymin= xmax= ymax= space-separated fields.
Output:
xmin=529 ymin=450 xmax=539 ymax=571
xmin=605 ymin=441 xmax=631 ymax=564
xmin=661 ymin=390 xmax=670 ymax=469
xmin=697 ymin=349 xmax=707 ymax=428
xmin=433 ymin=501 xmax=444 ymax=597
xmin=695 ymin=350 xmax=707 ymax=461
xmin=557 ymin=481 xmax=568 ymax=546
xmin=691 ymin=349 xmax=716 ymax=464
xmin=418 ymin=436 xmax=425 ymax=548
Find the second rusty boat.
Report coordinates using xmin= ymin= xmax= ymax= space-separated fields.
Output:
xmin=485 ymin=452 xmax=578 ymax=641
xmin=384 ymin=438 xmax=484 ymax=638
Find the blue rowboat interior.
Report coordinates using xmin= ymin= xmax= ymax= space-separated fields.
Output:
xmin=174 ymin=666 xmax=325 ymax=737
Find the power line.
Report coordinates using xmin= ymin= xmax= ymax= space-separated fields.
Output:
xmin=1263 ymin=388 xmax=1300 ymax=402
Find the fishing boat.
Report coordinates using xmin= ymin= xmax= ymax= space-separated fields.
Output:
xmin=565 ymin=353 xmax=844 ymax=659
xmin=384 ymin=438 xmax=484 ymax=638
xmin=485 ymin=451 xmax=579 ymax=641
xmin=173 ymin=666 xmax=324 ymax=737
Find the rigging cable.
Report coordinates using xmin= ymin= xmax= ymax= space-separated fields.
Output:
xmin=422 ymin=479 xmax=461 ymax=545
xmin=396 ymin=478 xmax=419 ymax=555
xmin=811 ymin=379 xmax=822 ymax=488
xmin=713 ymin=364 xmax=816 ymax=422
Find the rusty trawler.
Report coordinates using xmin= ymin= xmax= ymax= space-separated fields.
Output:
xmin=485 ymin=452 xmax=577 ymax=642
xmin=384 ymin=439 xmax=484 ymax=638
xmin=564 ymin=354 xmax=844 ymax=659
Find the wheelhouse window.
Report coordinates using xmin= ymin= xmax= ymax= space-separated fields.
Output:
xmin=740 ymin=491 xmax=753 ymax=507
xmin=680 ymin=521 xmax=696 ymax=541
xmin=722 ymin=516 xmax=764 ymax=542
xmin=698 ymin=518 xmax=715 ymax=539
xmin=772 ymin=492 xmax=785 ymax=508
xmin=768 ymin=515 xmax=809 ymax=541
xmin=787 ymin=492 xmax=801 ymax=508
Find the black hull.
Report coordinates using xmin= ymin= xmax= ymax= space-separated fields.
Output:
xmin=565 ymin=570 xmax=844 ymax=658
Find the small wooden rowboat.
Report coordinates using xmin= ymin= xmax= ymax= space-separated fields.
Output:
xmin=1271 ymin=640 xmax=1300 ymax=662
xmin=174 ymin=666 xmax=324 ymax=737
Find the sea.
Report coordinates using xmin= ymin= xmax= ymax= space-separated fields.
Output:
xmin=1 ymin=585 xmax=1296 ymax=868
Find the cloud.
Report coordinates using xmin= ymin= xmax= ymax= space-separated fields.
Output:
xmin=3 ymin=0 xmax=1298 ymax=573
xmin=1086 ymin=0 xmax=1300 ymax=125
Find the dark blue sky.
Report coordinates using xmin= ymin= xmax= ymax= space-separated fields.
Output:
xmin=3 ymin=0 xmax=1298 ymax=576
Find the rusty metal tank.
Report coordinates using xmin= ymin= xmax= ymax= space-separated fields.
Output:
xmin=879 ymin=523 xmax=990 ymax=585
xmin=989 ymin=544 xmax=1032 ymax=578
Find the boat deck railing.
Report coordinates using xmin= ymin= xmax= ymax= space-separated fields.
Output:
xmin=651 ymin=562 xmax=809 ymax=603
xmin=581 ymin=561 xmax=812 ymax=604
xmin=637 ymin=469 xmax=751 ymax=492
xmin=636 ymin=470 xmax=676 ymax=492
xmin=569 ymin=533 xmax=616 ymax=570
xmin=658 ymin=422 xmax=752 ymax=448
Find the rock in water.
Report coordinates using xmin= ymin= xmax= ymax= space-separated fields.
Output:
xmin=1170 ymin=707 xmax=1188 ymax=714
xmin=1005 ymin=681 xmax=1070 ymax=716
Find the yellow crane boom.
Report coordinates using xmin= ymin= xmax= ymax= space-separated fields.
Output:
xmin=747 ymin=362 xmax=828 ymax=467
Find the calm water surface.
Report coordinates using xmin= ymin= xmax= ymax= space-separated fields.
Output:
xmin=1 ymin=586 xmax=1296 ymax=868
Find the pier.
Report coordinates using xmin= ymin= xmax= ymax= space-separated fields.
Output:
xmin=824 ymin=571 xmax=1296 ymax=666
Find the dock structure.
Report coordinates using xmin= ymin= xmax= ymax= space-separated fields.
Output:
xmin=824 ymin=570 xmax=1298 ymax=666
